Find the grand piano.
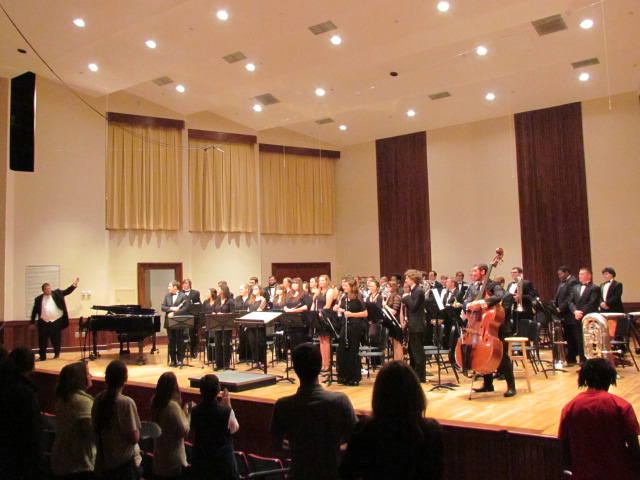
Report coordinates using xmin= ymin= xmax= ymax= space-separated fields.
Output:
xmin=88 ymin=305 xmax=161 ymax=363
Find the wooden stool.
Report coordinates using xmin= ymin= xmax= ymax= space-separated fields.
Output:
xmin=505 ymin=337 xmax=532 ymax=393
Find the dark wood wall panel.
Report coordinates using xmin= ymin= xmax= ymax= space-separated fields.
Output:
xmin=515 ymin=103 xmax=591 ymax=301
xmin=1 ymin=318 xmax=118 ymax=352
xmin=376 ymin=132 xmax=431 ymax=276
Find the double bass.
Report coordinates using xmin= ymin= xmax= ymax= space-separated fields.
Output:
xmin=455 ymin=248 xmax=505 ymax=377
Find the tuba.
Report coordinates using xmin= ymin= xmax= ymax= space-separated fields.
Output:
xmin=582 ymin=313 xmax=615 ymax=364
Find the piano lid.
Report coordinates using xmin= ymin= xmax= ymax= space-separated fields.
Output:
xmin=92 ymin=304 xmax=156 ymax=315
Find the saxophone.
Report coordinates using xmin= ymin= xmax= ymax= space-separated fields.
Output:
xmin=582 ymin=313 xmax=615 ymax=363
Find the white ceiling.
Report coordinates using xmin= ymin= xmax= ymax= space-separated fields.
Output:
xmin=1 ymin=0 xmax=639 ymax=147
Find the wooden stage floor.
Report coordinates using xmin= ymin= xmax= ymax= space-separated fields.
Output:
xmin=34 ymin=347 xmax=640 ymax=437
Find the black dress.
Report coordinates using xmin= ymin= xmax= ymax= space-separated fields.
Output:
xmin=313 ymin=292 xmax=335 ymax=337
xmin=212 ymin=299 xmax=235 ymax=369
xmin=284 ymin=294 xmax=310 ymax=351
xmin=336 ymin=296 xmax=366 ymax=385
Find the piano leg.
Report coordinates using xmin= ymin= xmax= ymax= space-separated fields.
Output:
xmin=150 ymin=333 xmax=158 ymax=354
xmin=136 ymin=340 xmax=146 ymax=365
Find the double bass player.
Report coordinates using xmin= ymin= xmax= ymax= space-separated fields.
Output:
xmin=463 ymin=263 xmax=516 ymax=398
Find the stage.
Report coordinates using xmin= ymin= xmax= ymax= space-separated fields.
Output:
xmin=32 ymin=346 xmax=640 ymax=437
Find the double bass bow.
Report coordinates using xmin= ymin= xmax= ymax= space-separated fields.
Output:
xmin=455 ymin=248 xmax=505 ymax=377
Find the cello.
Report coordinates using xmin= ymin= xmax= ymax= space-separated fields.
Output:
xmin=455 ymin=248 xmax=505 ymax=377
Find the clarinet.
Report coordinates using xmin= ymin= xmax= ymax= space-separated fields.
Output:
xmin=340 ymin=293 xmax=349 ymax=349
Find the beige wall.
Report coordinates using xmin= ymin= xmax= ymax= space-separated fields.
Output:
xmin=427 ymin=115 xmax=522 ymax=280
xmin=583 ymin=92 xmax=640 ymax=300
xmin=3 ymin=80 xmax=339 ymax=320
xmin=3 ymin=75 xmax=640 ymax=321
xmin=336 ymin=140 xmax=379 ymax=279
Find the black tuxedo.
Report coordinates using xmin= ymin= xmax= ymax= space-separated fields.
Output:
xmin=30 ymin=284 xmax=77 ymax=360
xmin=161 ymin=291 xmax=191 ymax=364
xmin=569 ymin=282 xmax=600 ymax=316
xmin=565 ymin=282 xmax=600 ymax=363
xmin=263 ymin=284 xmax=278 ymax=306
xmin=401 ymin=285 xmax=426 ymax=381
xmin=183 ymin=289 xmax=202 ymax=356
xmin=555 ymin=275 xmax=580 ymax=322
xmin=600 ymin=280 xmax=624 ymax=313
xmin=456 ymin=282 xmax=469 ymax=295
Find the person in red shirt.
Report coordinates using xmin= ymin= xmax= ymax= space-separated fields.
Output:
xmin=559 ymin=358 xmax=640 ymax=480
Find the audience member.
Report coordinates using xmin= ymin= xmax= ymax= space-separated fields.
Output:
xmin=559 ymin=358 xmax=640 ymax=480
xmin=341 ymin=360 xmax=443 ymax=480
xmin=151 ymin=372 xmax=190 ymax=479
xmin=270 ymin=343 xmax=357 ymax=480
xmin=92 ymin=359 xmax=141 ymax=479
xmin=51 ymin=361 xmax=96 ymax=479
xmin=0 ymin=347 xmax=46 ymax=480
xmin=190 ymin=374 xmax=239 ymax=480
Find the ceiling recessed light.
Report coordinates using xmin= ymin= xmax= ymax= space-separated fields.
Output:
xmin=485 ymin=92 xmax=496 ymax=100
xmin=315 ymin=88 xmax=326 ymax=96
xmin=330 ymin=35 xmax=342 ymax=45
xmin=339 ymin=125 xmax=347 ymax=131
xmin=145 ymin=40 xmax=157 ymax=49
xmin=245 ymin=63 xmax=256 ymax=72
xmin=476 ymin=45 xmax=488 ymax=56
xmin=580 ymin=19 xmax=594 ymax=29
xmin=437 ymin=1 xmax=450 ymax=12
xmin=253 ymin=104 xmax=263 ymax=112
xmin=88 ymin=63 xmax=98 ymax=72
xmin=217 ymin=10 xmax=229 ymax=20
xmin=579 ymin=72 xmax=590 ymax=81
xmin=407 ymin=109 xmax=416 ymax=117
xmin=73 ymin=18 xmax=85 ymax=27
xmin=176 ymin=85 xmax=185 ymax=92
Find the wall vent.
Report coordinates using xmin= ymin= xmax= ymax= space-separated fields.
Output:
xmin=309 ymin=20 xmax=337 ymax=35
xmin=531 ymin=14 xmax=568 ymax=36
xmin=572 ymin=58 xmax=600 ymax=69
xmin=254 ymin=93 xmax=281 ymax=106
xmin=429 ymin=91 xmax=452 ymax=100
xmin=222 ymin=51 xmax=247 ymax=64
xmin=152 ymin=76 xmax=173 ymax=86
xmin=315 ymin=118 xmax=335 ymax=125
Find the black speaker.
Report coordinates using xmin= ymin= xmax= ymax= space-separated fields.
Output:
xmin=10 ymin=71 xmax=36 ymax=172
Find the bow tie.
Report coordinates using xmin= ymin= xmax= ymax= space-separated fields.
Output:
xmin=582 ymin=283 xmax=589 ymax=287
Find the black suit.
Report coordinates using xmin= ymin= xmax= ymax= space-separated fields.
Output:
xmin=504 ymin=279 xmax=538 ymax=335
xmin=442 ymin=288 xmax=464 ymax=363
xmin=30 ymin=284 xmax=77 ymax=360
xmin=567 ymin=282 xmax=600 ymax=363
xmin=183 ymin=289 xmax=202 ymax=356
xmin=600 ymin=280 xmax=624 ymax=313
xmin=161 ymin=291 xmax=191 ymax=364
xmin=401 ymin=285 xmax=426 ymax=381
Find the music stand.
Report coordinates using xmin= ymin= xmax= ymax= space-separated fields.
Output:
xmin=277 ymin=312 xmax=308 ymax=383
xmin=237 ymin=312 xmax=281 ymax=375
xmin=309 ymin=310 xmax=340 ymax=385
xmin=204 ymin=313 xmax=237 ymax=371
xmin=167 ymin=315 xmax=195 ymax=369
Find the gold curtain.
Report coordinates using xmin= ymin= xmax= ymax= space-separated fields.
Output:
xmin=189 ymin=138 xmax=257 ymax=232
xmin=260 ymin=151 xmax=335 ymax=234
xmin=106 ymin=123 xmax=182 ymax=230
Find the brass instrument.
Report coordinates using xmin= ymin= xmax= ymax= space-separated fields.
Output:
xmin=582 ymin=313 xmax=616 ymax=364
xmin=516 ymin=275 xmax=524 ymax=312
xmin=551 ymin=317 xmax=568 ymax=369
